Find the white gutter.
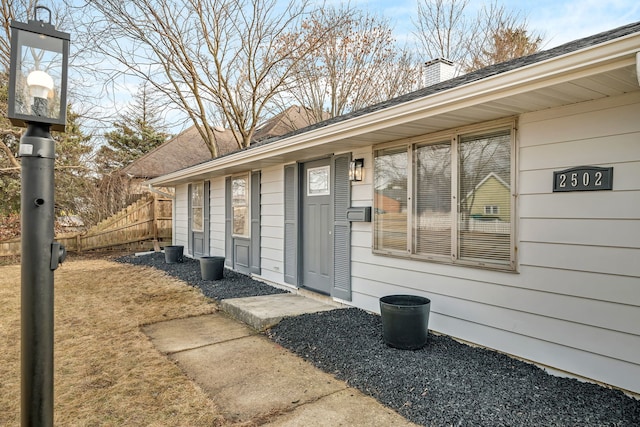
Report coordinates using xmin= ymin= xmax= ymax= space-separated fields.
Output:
xmin=147 ymin=31 xmax=640 ymax=187
xmin=147 ymin=184 xmax=175 ymax=199
xmin=636 ymin=51 xmax=640 ymax=86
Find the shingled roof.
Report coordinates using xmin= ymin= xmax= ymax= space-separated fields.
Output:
xmin=122 ymin=105 xmax=321 ymax=179
xmin=248 ymin=20 xmax=640 ymax=148
xmin=146 ymin=20 xmax=640 ymax=186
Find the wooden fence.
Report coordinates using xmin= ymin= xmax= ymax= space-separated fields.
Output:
xmin=0 ymin=193 xmax=172 ymax=257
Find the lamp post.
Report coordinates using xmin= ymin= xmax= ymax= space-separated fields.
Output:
xmin=7 ymin=6 xmax=70 ymax=426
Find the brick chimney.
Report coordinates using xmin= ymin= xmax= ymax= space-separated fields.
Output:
xmin=424 ymin=58 xmax=455 ymax=87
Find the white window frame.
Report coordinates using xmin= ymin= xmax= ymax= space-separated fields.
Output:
xmin=484 ymin=205 xmax=499 ymax=215
xmin=191 ymin=181 xmax=204 ymax=232
xmin=373 ymin=118 xmax=517 ymax=271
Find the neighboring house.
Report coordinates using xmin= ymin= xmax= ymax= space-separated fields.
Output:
xmin=146 ymin=22 xmax=640 ymax=395
xmin=121 ymin=106 xmax=323 ymax=252
xmin=122 ymin=105 xmax=321 ymax=183
xmin=462 ymin=172 xmax=511 ymax=222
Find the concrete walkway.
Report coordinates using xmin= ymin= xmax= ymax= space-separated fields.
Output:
xmin=143 ymin=294 xmax=418 ymax=426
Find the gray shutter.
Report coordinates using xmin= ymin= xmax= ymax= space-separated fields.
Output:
xmin=225 ymin=177 xmax=233 ymax=267
xmin=332 ymin=154 xmax=352 ymax=301
xmin=250 ymin=171 xmax=261 ymax=274
xmin=283 ymin=164 xmax=298 ymax=285
xmin=204 ymin=180 xmax=210 ymax=255
xmin=187 ymin=184 xmax=193 ymax=255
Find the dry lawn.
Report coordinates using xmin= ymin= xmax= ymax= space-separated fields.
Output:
xmin=0 ymin=258 xmax=226 ymax=426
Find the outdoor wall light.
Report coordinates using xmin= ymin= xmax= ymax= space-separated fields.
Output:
xmin=349 ymin=158 xmax=364 ymax=182
xmin=8 ymin=6 xmax=70 ymax=131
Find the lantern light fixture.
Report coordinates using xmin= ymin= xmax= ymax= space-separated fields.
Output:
xmin=9 ymin=7 xmax=70 ymax=426
xmin=8 ymin=6 xmax=70 ymax=132
xmin=349 ymin=158 xmax=364 ymax=182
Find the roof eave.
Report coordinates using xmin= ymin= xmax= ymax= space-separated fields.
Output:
xmin=147 ymin=30 xmax=640 ymax=188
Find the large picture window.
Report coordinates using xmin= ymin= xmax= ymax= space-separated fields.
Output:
xmin=374 ymin=121 xmax=515 ymax=270
xmin=232 ymin=174 xmax=250 ymax=237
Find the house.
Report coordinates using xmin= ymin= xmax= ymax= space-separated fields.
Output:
xmin=122 ymin=105 xmax=321 ymax=183
xmin=462 ymin=172 xmax=511 ymax=222
xmin=146 ymin=22 xmax=640 ymax=395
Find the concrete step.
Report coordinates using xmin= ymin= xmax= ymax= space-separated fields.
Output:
xmin=219 ymin=293 xmax=340 ymax=330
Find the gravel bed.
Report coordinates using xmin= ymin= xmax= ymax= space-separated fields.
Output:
xmin=269 ymin=309 xmax=640 ymax=426
xmin=118 ymin=252 xmax=640 ymax=426
xmin=115 ymin=252 xmax=288 ymax=300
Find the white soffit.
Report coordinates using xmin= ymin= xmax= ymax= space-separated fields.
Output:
xmin=148 ymin=32 xmax=640 ymax=187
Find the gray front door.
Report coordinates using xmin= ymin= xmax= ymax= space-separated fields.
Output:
xmin=301 ymin=158 xmax=333 ymax=294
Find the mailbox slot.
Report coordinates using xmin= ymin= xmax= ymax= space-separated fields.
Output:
xmin=346 ymin=206 xmax=371 ymax=222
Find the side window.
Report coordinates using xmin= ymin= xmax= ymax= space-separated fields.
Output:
xmin=191 ymin=182 xmax=204 ymax=232
xmin=374 ymin=147 xmax=408 ymax=252
xmin=458 ymin=130 xmax=511 ymax=265
xmin=232 ymin=174 xmax=249 ymax=237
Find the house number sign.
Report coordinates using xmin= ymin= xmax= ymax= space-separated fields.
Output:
xmin=553 ymin=166 xmax=613 ymax=192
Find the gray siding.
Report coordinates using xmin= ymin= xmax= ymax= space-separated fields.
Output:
xmin=349 ymin=93 xmax=640 ymax=393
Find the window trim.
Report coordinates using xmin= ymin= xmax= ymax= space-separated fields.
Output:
xmin=231 ymin=173 xmax=250 ymax=238
xmin=191 ymin=181 xmax=204 ymax=232
xmin=373 ymin=118 xmax=517 ymax=271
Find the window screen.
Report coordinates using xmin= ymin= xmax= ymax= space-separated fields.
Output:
xmin=458 ymin=130 xmax=511 ymax=264
xmin=374 ymin=147 xmax=408 ymax=252
xmin=414 ymin=142 xmax=452 ymax=257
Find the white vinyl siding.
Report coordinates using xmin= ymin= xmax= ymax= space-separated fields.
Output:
xmin=259 ymin=166 xmax=285 ymax=283
xmin=174 ymin=184 xmax=189 ymax=250
xmin=515 ymin=92 xmax=640 ymax=392
xmin=210 ymin=177 xmax=226 ymax=257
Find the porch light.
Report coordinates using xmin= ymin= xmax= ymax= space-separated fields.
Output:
xmin=349 ymin=158 xmax=364 ymax=182
xmin=8 ymin=6 xmax=70 ymax=131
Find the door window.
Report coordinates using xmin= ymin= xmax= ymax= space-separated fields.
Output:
xmin=307 ymin=165 xmax=330 ymax=196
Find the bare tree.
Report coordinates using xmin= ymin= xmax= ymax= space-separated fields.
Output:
xmin=413 ymin=0 xmax=543 ymax=73
xmin=466 ymin=3 xmax=542 ymax=72
xmin=83 ymin=0 xmax=329 ymax=158
xmin=0 ymin=0 xmax=40 ymax=175
xmin=281 ymin=5 xmax=421 ymax=121
xmin=0 ymin=1 xmax=94 ymax=219
xmin=413 ymin=0 xmax=476 ymax=67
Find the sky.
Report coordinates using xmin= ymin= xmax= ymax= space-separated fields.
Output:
xmin=330 ymin=0 xmax=640 ymax=49
xmin=73 ymin=0 xmax=640 ymax=137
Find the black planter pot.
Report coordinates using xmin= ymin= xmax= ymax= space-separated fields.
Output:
xmin=164 ymin=245 xmax=184 ymax=264
xmin=379 ymin=295 xmax=431 ymax=350
xmin=200 ymin=256 xmax=225 ymax=280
